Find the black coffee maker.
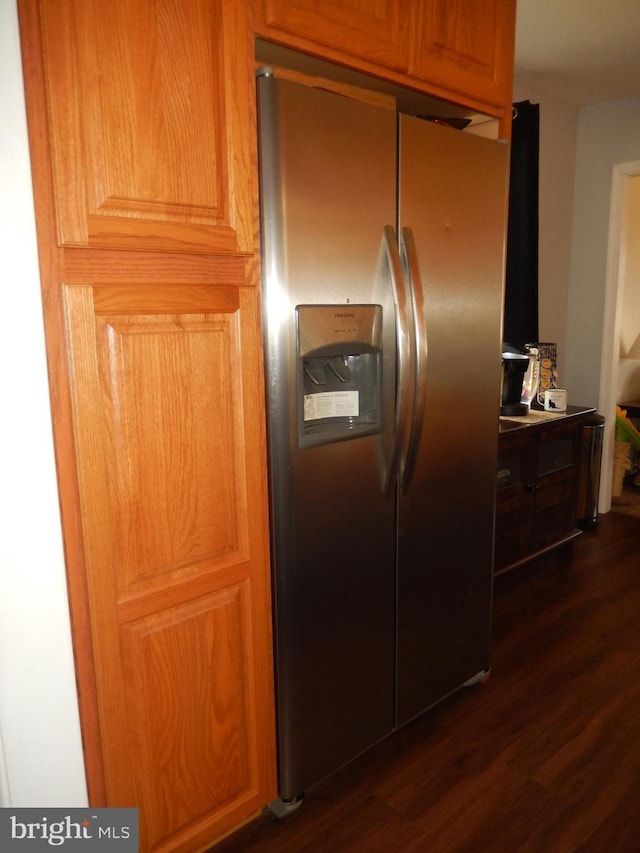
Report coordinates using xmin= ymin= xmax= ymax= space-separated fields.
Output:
xmin=501 ymin=344 xmax=529 ymax=416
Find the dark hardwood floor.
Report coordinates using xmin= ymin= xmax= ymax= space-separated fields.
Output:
xmin=214 ymin=511 xmax=640 ymax=852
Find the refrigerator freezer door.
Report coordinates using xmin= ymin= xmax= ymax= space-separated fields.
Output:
xmin=258 ymin=75 xmax=397 ymax=799
xmin=396 ymin=116 xmax=509 ymax=725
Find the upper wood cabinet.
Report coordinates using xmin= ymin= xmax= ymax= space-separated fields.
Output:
xmin=256 ymin=1 xmax=410 ymax=71
xmin=409 ymin=0 xmax=516 ymax=112
xmin=36 ymin=0 xmax=256 ymax=255
xmin=254 ymin=0 xmax=516 ymax=119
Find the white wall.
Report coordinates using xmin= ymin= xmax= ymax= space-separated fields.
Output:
xmin=0 ymin=0 xmax=87 ymax=806
xmin=512 ymin=83 xmax=580 ymax=386
xmin=511 ymin=86 xmax=640 ymax=412
xmin=565 ymin=96 xmax=640 ymax=406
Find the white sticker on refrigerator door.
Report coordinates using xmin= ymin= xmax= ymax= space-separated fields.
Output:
xmin=304 ymin=391 xmax=359 ymax=421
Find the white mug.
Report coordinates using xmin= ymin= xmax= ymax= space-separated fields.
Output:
xmin=544 ymin=389 xmax=567 ymax=412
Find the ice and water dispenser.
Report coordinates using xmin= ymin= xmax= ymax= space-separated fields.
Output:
xmin=296 ymin=305 xmax=383 ymax=449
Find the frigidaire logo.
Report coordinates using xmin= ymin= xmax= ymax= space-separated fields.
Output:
xmin=1 ymin=808 xmax=138 ymax=851
xmin=334 ymin=312 xmax=355 ymax=318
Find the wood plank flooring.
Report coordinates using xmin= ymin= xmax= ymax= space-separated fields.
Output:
xmin=213 ymin=511 xmax=640 ymax=852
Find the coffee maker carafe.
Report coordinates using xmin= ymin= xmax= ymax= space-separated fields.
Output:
xmin=500 ymin=345 xmax=529 ymax=416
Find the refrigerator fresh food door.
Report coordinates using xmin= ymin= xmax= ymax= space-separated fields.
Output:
xmin=257 ymin=74 xmax=397 ymax=800
xmin=396 ymin=116 xmax=509 ymax=726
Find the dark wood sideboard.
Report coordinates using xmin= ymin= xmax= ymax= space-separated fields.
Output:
xmin=495 ymin=406 xmax=597 ymax=575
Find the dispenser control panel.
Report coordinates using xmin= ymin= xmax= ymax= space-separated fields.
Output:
xmin=296 ymin=304 xmax=383 ymax=448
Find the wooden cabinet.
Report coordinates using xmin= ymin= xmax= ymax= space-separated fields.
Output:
xmin=256 ymin=1 xmax=410 ymax=71
xmin=63 ymin=279 xmax=275 ymax=849
xmin=254 ymin=0 xmax=516 ymax=123
xmin=35 ymin=0 xmax=255 ymax=255
xmin=495 ymin=412 xmax=593 ymax=574
xmin=408 ymin=0 xmax=516 ymax=113
xmin=18 ymin=1 xmax=276 ymax=850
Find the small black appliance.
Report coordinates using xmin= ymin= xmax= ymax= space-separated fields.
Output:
xmin=501 ymin=345 xmax=529 ymax=416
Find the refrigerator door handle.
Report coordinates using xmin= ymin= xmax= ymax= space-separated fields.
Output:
xmin=382 ymin=225 xmax=415 ymax=499
xmin=399 ymin=226 xmax=427 ymax=493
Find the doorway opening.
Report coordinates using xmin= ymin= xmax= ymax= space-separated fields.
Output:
xmin=598 ymin=162 xmax=640 ymax=511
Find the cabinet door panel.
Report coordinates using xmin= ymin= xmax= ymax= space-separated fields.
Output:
xmin=38 ymin=0 xmax=254 ymax=254
xmin=92 ymin=308 xmax=248 ymax=603
xmin=62 ymin=282 xmax=275 ymax=849
xmin=494 ymin=486 xmax=528 ymax=570
xmin=534 ymin=422 xmax=581 ymax=548
xmin=121 ymin=587 xmax=254 ymax=849
xmin=495 ymin=434 xmax=535 ymax=570
xmin=409 ymin=0 xmax=516 ymax=110
xmin=256 ymin=0 xmax=409 ymax=70
xmin=533 ymin=470 xmax=577 ymax=548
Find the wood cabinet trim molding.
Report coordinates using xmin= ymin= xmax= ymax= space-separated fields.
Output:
xmin=62 ymin=248 xmax=249 ymax=287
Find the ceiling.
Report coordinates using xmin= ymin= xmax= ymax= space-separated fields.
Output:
xmin=514 ymin=0 xmax=640 ymax=106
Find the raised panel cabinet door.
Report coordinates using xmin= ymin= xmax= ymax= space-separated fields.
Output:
xmin=36 ymin=0 xmax=255 ymax=255
xmin=494 ymin=433 xmax=536 ymax=571
xmin=495 ymin=433 xmax=536 ymax=572
xmin=533 ymin=423 xmax=581 ymax=549
xmin=533 ymin=469 xmax=578 ymax=548
xmin=409 ymin=0 xmax=516 ymax=112
xmin=62 ymin=282 xmax=275 ymax=851
xmin=255 ymin=0 xmax=409 ymax=71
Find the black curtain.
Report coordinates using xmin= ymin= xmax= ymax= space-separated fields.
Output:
xmin=503 ymin=100 xmax=539 ymax=349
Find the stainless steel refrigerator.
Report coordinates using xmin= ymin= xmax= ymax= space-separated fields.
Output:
xmin=257 ymin=71 xmax=509 ymax=807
